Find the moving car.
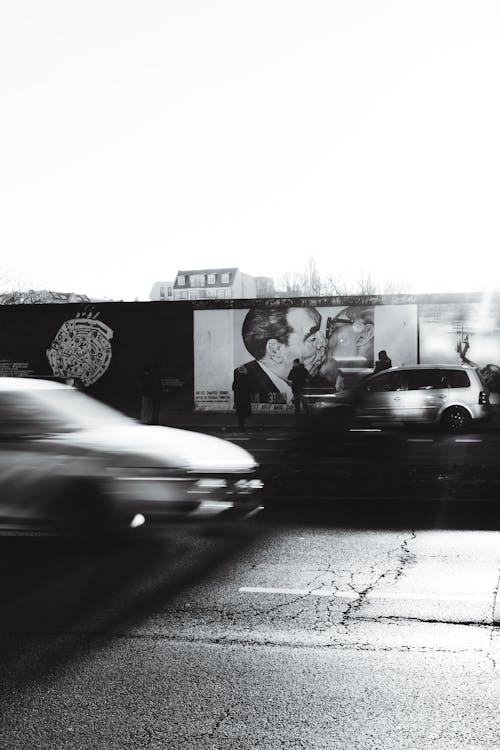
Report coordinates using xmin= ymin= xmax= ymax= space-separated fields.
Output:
xmin=0 ymin=377 xmax=263 ymax=537
xmin=303 ymin=364 xmax=493 ymax=432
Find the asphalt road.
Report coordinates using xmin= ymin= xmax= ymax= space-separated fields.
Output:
xmin=2 ymin=427 xmax=500 ymax=748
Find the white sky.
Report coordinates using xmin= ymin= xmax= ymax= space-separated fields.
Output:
xmin=1 ymin=1 xmax=499 ymax=301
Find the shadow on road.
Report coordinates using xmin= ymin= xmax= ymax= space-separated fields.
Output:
xmin=0 ymin=521 xmax=261 ymax=687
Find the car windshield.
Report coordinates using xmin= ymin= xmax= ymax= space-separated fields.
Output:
xmin=20 ymin=388 xmax=131 ymax=431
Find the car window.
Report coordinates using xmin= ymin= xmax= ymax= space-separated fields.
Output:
xmin=406 ymin=370 xmax=441 ymax=390
xmin=442 ymin=370 xmax=470 ymax=388
xmin=365 ymin=372 xmax=403 ymax=392
xmin=0 ymin=388 xmax=129 ymax=436
xmin=31 ymin=388 xmax=129 ymax=428
xmin=0 ymin=392 xmax=67 ymax=434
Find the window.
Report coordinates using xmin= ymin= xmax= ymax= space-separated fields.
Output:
xmin=207 ymin=274 xmax=215 ymax=285
xmin=406 ymin=369 xmax=471 ymax=390
xmin=190 ymin=274 xmax=205 ymax=288
xmin=177 ymin=275 xmax=185 ymax=286
xmin=188 ymin=290 xmax=200 ymax=299
xmin=159 ymin=286 xmax=165 ymax=298
xmin=221 ymin=273 xmax=230 ymax=284
xmin=442 ymin=369 xmax=470 ymax=388
xmin=366 ymin=372 xmax=403 ymax=392
xmin=406 ymin=370 xmax=440 ymax=390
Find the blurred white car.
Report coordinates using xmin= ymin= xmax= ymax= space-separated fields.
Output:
xmin=0 ymin=378 xmax=262 ymax=537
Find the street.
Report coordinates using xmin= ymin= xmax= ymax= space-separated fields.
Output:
xmin=2 ymin=424 xmax=500 ymax=748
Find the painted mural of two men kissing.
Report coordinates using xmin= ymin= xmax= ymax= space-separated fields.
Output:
xmin=237 ymin=304 xmax=375 ymax=408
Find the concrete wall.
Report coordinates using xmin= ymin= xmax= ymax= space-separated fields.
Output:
xmin=1 ymin=291 xmax=500 ymax=413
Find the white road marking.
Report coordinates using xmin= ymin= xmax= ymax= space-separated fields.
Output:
xmin=407 ymin=438 xmax=434 ymax=442
xmin=239 ymin=586 xmax=487 ymax=602
xmin=266 ymin=437 xmax=293 ymax=441
xmin=349 ymin=428 xmax=382 ymax=432
xmin=228 ymin=437 xmax=250 ymax=441
xmin=454 ymin=438 xmax=483 ymax=443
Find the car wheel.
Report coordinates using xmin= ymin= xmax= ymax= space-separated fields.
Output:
xmin=441 ymin=406 xmax=471 ymax=433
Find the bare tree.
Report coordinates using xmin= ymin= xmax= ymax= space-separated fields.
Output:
xmin=0 ymin=269 xmax=30 ymax=304
xmin=276 ymin=259 xmax=413 ymax=297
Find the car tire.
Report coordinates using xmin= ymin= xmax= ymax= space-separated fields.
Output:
xmin=441 ymin=406 xmax=472 ymax=433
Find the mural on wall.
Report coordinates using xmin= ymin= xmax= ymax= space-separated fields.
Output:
xmin=194 ymin=302 xmax=418 ymax=411
xmin=46 ymin=312 xmax=114 ymax=387
xmin=419 ymin=300 xmax=500 ymax=395
xmin=193 ymin=304 xmax=379 ymax=411
xmin=237 ymin=304 xmax=375 ymax=408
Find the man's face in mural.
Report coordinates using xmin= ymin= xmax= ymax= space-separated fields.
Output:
xmin=276 ymin=307 xmax=327 ymax=377
xmin=324 ymin=307 xmax=374 ymax=367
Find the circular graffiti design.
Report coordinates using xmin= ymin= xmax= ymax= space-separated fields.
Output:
xmin=46 ymin=316 xmax=113 ymax=386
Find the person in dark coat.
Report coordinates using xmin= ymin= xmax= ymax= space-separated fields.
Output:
xmin=287 ymin=358 xmax=310 ymax=413
xmin=373 ymin=350 xmax=392 ymax=373
xmin=232 ymin=365 xmax=252 ymax=430
xmin=140 ymin=363 xmax=162 ymax=424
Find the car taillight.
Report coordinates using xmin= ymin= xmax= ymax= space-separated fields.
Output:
xmin=479 ymin=391 xmax=489 ymax=404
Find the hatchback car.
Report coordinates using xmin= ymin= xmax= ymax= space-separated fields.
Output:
xmin=0 ymin=377 xmax=263 ymax=537
xmin=304 ymin=364 xmax=493 ymax=432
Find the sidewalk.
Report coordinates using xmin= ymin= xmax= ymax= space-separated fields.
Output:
xmin=160 ymin=409 xmax=303 ymax=431
xmin=159 ymin=407 xmax=500 ymax=432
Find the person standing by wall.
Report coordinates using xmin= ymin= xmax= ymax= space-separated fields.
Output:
xmin=140 ymin=363 xmax=162 ymax=425
xmin=288 ymin=358 xmax=310 ymax=413
xmin=373 ymin=350 xmax=392 ymax=373
xmin=232 ymin=365 xmax=252 ymax=430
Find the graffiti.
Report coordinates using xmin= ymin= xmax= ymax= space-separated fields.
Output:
xmin=46 ymin=313 xmax=113 ymax=386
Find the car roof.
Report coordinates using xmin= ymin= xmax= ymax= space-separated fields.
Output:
xmin=0 ymin=377 xmax=71 ymax=392
xmin=378 ymin=363 xmax=475 ymax=373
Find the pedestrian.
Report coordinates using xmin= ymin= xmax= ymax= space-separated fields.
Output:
xmin=140 ymin=363 xmax=162 ymax=424
xmin=232 ymin=365 xmax=252 ymax=430
xmin=288 ymin=358 xmax=310 ymax=413
xmin=373 ymin=350 xmax=392 ymax=374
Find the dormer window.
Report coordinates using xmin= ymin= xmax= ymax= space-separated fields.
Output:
xmin=177 ymin=275 xmax=185 ymax=286
xmin=190 ymin=274 xmax=205 ymax=288
xmin=207 ymin=274 xmax=216 ymax=285
xmin=221 ymin=273 xmax=230 ymax=284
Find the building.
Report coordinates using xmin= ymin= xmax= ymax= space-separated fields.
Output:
xmin=149 ymin=281 xmax=175 ymax=302
xmin=149 ymin=268 xmax=276 ymax=301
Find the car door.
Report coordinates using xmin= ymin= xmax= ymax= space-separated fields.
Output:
xmin=0 ymin=391 xmax=75 ymax=523
xmin=357 ymin=371 xmax=406 ymax=423
xmin=404 ymin=369 xmax=444 ymax=423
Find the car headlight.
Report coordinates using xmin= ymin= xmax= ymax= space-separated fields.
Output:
xmin=234 ymin=479 xmax=264 ymax=492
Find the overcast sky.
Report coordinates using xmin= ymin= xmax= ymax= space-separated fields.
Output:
xmin=1 ymin=1 xmax=499 ymax=300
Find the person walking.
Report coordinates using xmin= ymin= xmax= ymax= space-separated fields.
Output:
xmin=232 ymin=365 xmax=252 ymax=430
xmin=288 ymin=358 xmax=310 ymax=413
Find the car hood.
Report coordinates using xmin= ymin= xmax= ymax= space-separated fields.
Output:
xmin=47 ymin=424 xmax=258 ymax=473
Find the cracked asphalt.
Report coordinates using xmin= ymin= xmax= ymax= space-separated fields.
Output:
xmin=3 ymin=511 xmax=500 ymax=749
